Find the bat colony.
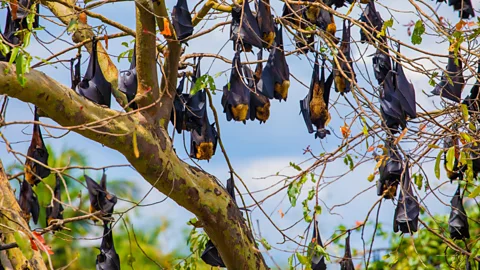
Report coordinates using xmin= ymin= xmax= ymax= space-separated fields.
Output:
xmin=0 ymin=0 xmax=478 ymax=268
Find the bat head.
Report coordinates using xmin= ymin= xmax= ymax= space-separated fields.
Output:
xmin=85 ymin=174 xmax=117 ymax=218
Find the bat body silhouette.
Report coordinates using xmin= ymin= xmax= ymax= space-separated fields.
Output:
xmin=230 ymin=0 xmax=263 ymax=52
xmin=393 ymin=165 xmax=420 ymax=234
xmin=377 ymin=142 xmax=403 ymax=199
xmin=431 ymin=49 xmax=465 ymax=102
xmin=340 ymin=233 xmax=354 ymax=270
xmin=25 ymin=108 xmax=50 ymax=186
xmin=243 ymin=55 xmax=271 ymax=123
xmin=334 ymin=20 xmax=356 ymax=94
xmin=185 ymin=59 xmax=207 ymax=133
xmin=259 ymin=25 xmax=290 ymax=101
xmin=190 ymin=113 xmax=218 ymax=160
xmin=313 ymin=6 xmax=337 ymax=43
xmin=311 ymin=221 xmax=327 ymax=270
xmin=70 ymin=55 xmax=82 ymax=90
xmin=170 ymin=75 xmax=188 ymax=133
xmin=325 ymin=0 xmax=355 ymax=8
xmin=359 ymin=1 xmax=383 ymax=43
xmin=201 ymin=240 xmax=226 ymax=267
xmin=393 ymin=45 xmax=417 ymax=119
xmin=449 ymin=185 xmax=470 ymax=240
xmin=86 ymin=173 xmax=117 ymax=219
xmin=46 ymin=175 xmax=64 ymax=228
xmin=434 ymin=0 xmax=475 ymax=19
xmin=256 ymin=0 xmax=275 ymax=48
xmin=96 ymin=223 xmax=120 ymax=270
xmin=222 ymin=51 xmax=251 ymax=122
xmin=463 ymin=61 xmax=480 ymax=120
xmin=18 ymin=179 xmax=40 ymax=224
xmin=76 ymin=37 xmax=112 ymax=107
xmin=119 ymin=45 xmax=138 ymax=109
xmin=300 ymin=56 xmax=334 ymax=139
xmin=172 ymin=0 xmax=194 ymax=41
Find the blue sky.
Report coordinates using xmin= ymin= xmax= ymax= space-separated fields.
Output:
xmin=1 ymin=0 xmax=479 ymax=268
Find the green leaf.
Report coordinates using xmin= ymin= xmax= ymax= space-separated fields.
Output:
xmin=260 ymin=238 xmax=271 ymax=250
xmin=14 ymin=231 xmax=33 ymax=259
xmin=434 ymin=151 xmax=442 ymax=179
xmin=15 ymin=53 xmax=27 ymax=86
xmin=296 ymin=252 xmax=309 ymax=265
xmin=446 ymin=147 xmax=455 ymax=172
xmin=428 ymin=144 xmax=440 ymax=149
xmin=67 ymin=18 xmax=78 ymax=34
xmin=411 ymin=20 xmax=425 ymax=45
xmin=290 ymin=162 xmax=302 ymax=171
xmin=377 ymin=18 xmax=394 ymax=38
xmin=288 ymin=255 xmax=295 ymax=270
xmin=9 ymin=47 xmax=19 ymax=64
xmin=190 ymin=74 xmax=216 ymax=95
xmin=468 ymin=185 xmax=480 ymax=198
xmin=461 ymin=104 xmax=469 ymax=122
xmin=413 ymin=173 xmax=423 ymax=190
xmin=428 ymin=72 xmax=438 ymax=86
xmin=344 ymin=154 xmax=354 ymax=170
xmin=314 ymin=205 xmax=322 ymax=215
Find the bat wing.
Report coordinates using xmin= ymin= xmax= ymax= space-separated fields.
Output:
xmin=256 ymin=0 xmax=275 ymax=48
xmin=431 ymin=51 xmax=464 ymax=102
xmin=324 ymin=72 xmax=334 ymax=107
xmin=271 ymin=25 xmax=290 ymax=101
xmin=85 ymin=174 xmax=103 ymax=211
xmin=25 ymin=109 xmax=50 ymax=185
xmin=223 ymin=52 xmax=251 ymax=122
xmin=300 ymin=93 xmax=314 ymax=134
xmin=170 ymin=75 xmax=187 ymax=133
xmin=90 ymin=41 xmax=112 ymax=107
xmin=19 ymin=180 xmax=40 ymax=224
xmin=119 ymin=45 xmax=138 ymax=109
xmin=394 ymin=167 xmax=420 ymax=233
xmin=230 ymin=0 xmax=262 ymax=51
xmin=359 ymin=1 xmax=383 ymax=43
xmin=226 ymin=176 xmax=236 ymax=203
xmin=449 ymin=185 xmax=470 ymax=239
xmin=339 ymin=233 xmax=355 ymax=270
xmin=311 ymin=221 xmax=327 ymax=270
xmin=97 ymin=223 xmax=121 ymax=270
xmin=258 ymin=50 xmax=276 ymax=99
xmin=394 ymin=48 xmax=416 ymax=118
xmin=171 ymin=0 xmax=194 ymax=41
xmin=201 ymin=240 xmax=226 ymax=267
xmin=190 ymin=114 xmax=217 ymax=160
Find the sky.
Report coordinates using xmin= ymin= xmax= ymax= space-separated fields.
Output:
xmin=0 ymin=0 xmax=479 ymax=268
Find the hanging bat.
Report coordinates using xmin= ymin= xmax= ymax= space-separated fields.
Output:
xmin=315 ymin=8 xmax=338 ymax=44
xmin=46 ymin=175 xmax=64 ymax=228
xmin=393 ymin=45 xmax=416 ymax=119
xmin=372 ymin=45 xmax=393 ymax=85
xmin=85 ymin=172 xmax=117 ymax=219
xmin=334 ymin=19 xmax=356 ymax=94
xmin=172 ymin=0 xmax=194 ymax=41
xmin=463 ymin=61 xmax=480 ymax=121
xmin=324 ymin=0 xmax=355 ymax=8
xmin=170 ymin=74 xmax=188 ymax=134
xmin=70 ymin=55 xmax=81 ymax=90
xmin=310 ymin=221 xmax=327 ymax=270
xmin=393 ymin=165 xmax=420 ymax=234
xmin=185 ymin=58 xmax=207 ymax=133
xmin=76 ymin=37 xmax=112 ymax=107
xmin=190 ymin=113 xmax=218 ymax=160
xmin=119 ymin=44 xmax=138 ymax=109
xmin=230 ymin=0 xmax=263 ymax=52
xmin=25 ymin=107 xmax=50 ymax=186
xmin=377 ymin=142 xmax=403 ymax=199
xmin=300 ymin=55 xmax=334 ymax=139
xmin=359 ymin=1 xmax=383 ymax=43
xmin=449 ymin=184 xmax=470 ymax=240
xmin=13 ymin=0 xmax=40 ymax=29
xmin=96 ymin=223 xmax=121 ymax=270
xmin=339 ymin=233 xmax=354 ymax=270
xmin=435 ymin=0 xmax=475 ymax=19
xmin=259 ymin=24 xmax=290 ymax=101
xmin=244 ymin=58 xmax=271 ymax=124
xmin=222 ymin=51 xmax=251 ymax=123
xmin=18 ymin=179 xmax=40 ymax=224
xmin=295 ymin=31 xmax=315 ymax=54
xmin=201 ymin=240 xmax=225 ymax=267
xmin=282 ymin=2 xmax=305 ymax=28
xmin=431 ymin=49 xmax=465 ymax=103
xmin=444 ymin=136 xmax=464 ymax=181
xmin=256 ymin=0 xmax=275 ymax=48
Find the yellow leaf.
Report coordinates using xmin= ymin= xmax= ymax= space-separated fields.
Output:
xmin=345 ymin=1 xmax=356 ymax=16
xmin=394 ymin=128 xmax=408 ymax=145
xmin=161 ymin=18 xmax=172 ymax=36
xmin=133 ymin=130 xmax=140 ymax=158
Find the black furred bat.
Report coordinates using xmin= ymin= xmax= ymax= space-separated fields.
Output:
xmin=339 ymin=233 xmax=354 ymax=270
xmin=334 ymin=19 xmax=356 ymax=94
xmin=76 ymin=37 xmax=112 ymax=107
xmin=170 ymin=74 xmax=188 ymax=134
xmin=444 ymin=136 xmax=464 ymax=181
xmin=295 ymin=31 xmax=315 ymax=54
xmin=230 ymin=0 xmax=263 ymax=52
xmin=201 ymin=240 xmax=226 ymax=267
xmin=243 ymin=56 xmax=270 ymax=123
xmin=256 ymin=0 xmax=275 ymax=48
xmin=310 ymin=221 xmax=327 ymax=270
xmin=119 ymin=45 xmax=138 ymax=109
xmin=185 ymin=59 xmax=207 ymax=133
xmin=96 ymin=223 xmax=120 ymax=270
xmin=70 ymin=55 xmax=81 ymax=90
xmin=300 ymin=55 xmax=334 ymax=139
xmin=431 ymin=49 xmax=465 ymax=102
xmin=190 ymin=113 xmax=218 ymax=160
xmin=372 ymin=46 xmax=392 ymax=85
xmin=393 ymin=45 xmax=416 ymax=119
xmin=325 ymin=0 xmax=355 ymax=8
xmin=259 ymin=25 xmax=290 ymax=101
xmin=463 ymin=61 xmax=480 ymax=121
xmin=18 ymin=179 xmax=40 ymax=224
xmin=25 ymin=107 xmax=50 ymax=186
xmin=172 ymin=0 xmax=194 ymax=41
xmin=377 ymin=142 xmax=403 ymax=199
xmin=434 ymin=0 xmax=475 ymax=19
xmin=449 ymin=184 xmax=470 ymax=240
xmin=393 ymin=165 xmax=420 ymax=234
xmin=222 ymin=51 xmax=251 ymax=123
xmin=86 ymin=172 xmax=117 ymax=219
xmin=46 ymin=175 xmax=64 ymax=228
xmin=359 ymin=1 xmax=383 ymax=43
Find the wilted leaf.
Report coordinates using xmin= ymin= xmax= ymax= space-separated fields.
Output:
xmin=104 ymin=34 xmax=109 ymax=50
xmin=132 ymin=130 xmax=140 ymax=158
xmin=340 ymin=123 xmax=351 ymax=139
xmin=278 ymin=209 xmax=285 ymax=218
xmin=31 ymin=231 xmax=54 ymax=255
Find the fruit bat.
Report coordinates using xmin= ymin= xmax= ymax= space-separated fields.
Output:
xmin=230 ymin=0 xmax=263 ymax=52
xmin=70 ymin=55 xmax=81 ymax=90
xmin=76 ymin=37 xmax=112 ymax=107
xmin=444 ymin=136 xmax=463 ymax=181
xmin=339 ymin=233 xmax=354 ymax=270
xmin=172 ymin=0 xmax=193 ymax=41
xmin=393 ymin=45 xmax=416 ymax=119
xmin=170 ymin=74 xmax=188 ymax=133
xmin=449 ymin=184 xmax=470 ymax=240
xmin=85 ymin=172 xmax=117 ymax=218
xmin=434 ymin=0 xmax=475 ymax=19
xmin=190 ymin=113 xmax=218 ymax=160
xmin=310 ymin=221 xmax=327 ymax=270
xmin=431 ymin=49 xmax=465 ymax=103
xmin=222 ymin=51 xmax=251 ymax=123
xmin=314 ymin=7 xmax=338 ymax=43
xmin=259 ymin=25 xmax=290 ymax=101
xmin=300 ymin=55 xmax=334 ymax=139
xmin=324 ymin=0 xmax=355 ymax=8
xmin=282 ymin=2 xmax=305 ymax=28
xmin=463 ymin=61 xmax=480 ymax=121
xmin=372 ymin=46 xmax=392 ymax=85
xmin=185 ymin=59 xmax=207 ymax=133
xmin=377 ymin=141 xmax=403 ymax=199
xmin=393 ymin=165 xmax=420 ymax=234
xmin=295 ymin=31 xmax=315 ymax=54
xmin=119 ymin=45 xmax=138 ymax=109
xmin=334 ymin=19 xmax=356 ymax=94
xmin=18 ymin=179 xmax=40 ymax=224
xmin=201 ymin=240 xmax=226 ymax=267
xmin=46 ymin=175 xmax=64 ymax=228
xmin=243 ymin=54 xmax=271 ymax=123
xmin=25 ymin=107 xmax=50 ymax=186
xmin=358 ymin=1 xmax=383 ymax=43
xmin=96 ymin=223 xmax=120 ymax=270
xmin=256 ymin=0 xmax=275 ymax=48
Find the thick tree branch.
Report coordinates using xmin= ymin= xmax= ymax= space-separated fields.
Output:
xmin=192 ymin=0 xmax=233 ymax=26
